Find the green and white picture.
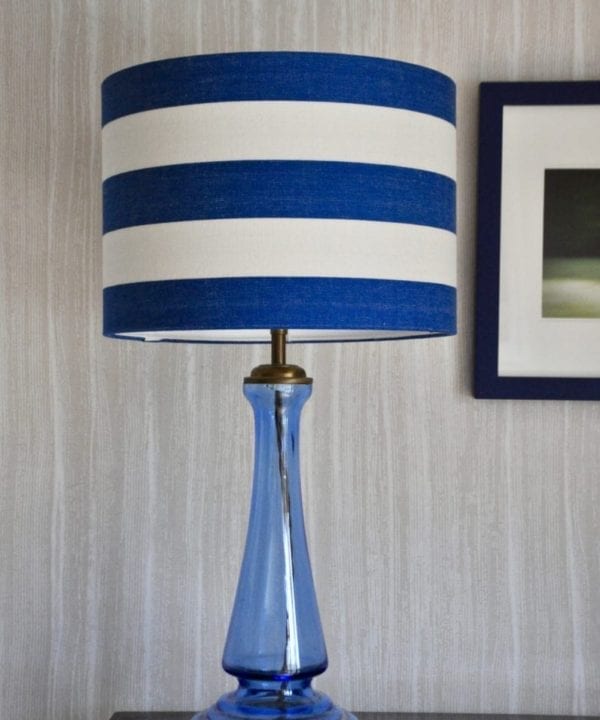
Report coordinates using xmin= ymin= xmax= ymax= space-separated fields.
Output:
xmin=542 ymin=169 xmax=600 ymax=318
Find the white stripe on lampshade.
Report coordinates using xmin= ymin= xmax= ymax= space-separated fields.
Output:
xmin=101 ymin=101 xmax=456 ymax=181
xmin=102 ymin=218 xmax=456 ymax=289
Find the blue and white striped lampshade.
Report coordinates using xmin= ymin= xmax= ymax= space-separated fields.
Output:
xmin=102 ymin=52 xmax=456 ymax=343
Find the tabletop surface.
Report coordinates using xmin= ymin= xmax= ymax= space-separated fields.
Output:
xmin=110 ymin=713 xmax=600 ymax=720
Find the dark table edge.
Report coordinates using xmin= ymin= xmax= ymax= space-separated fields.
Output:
xmin=110 ymin=713 xmax=600 ymax=720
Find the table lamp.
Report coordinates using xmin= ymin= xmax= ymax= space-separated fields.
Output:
xmin=102 ymin=51 xmax=456 ymax=720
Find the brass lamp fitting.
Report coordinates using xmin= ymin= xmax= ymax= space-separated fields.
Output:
xmin=245 ymin=329 xmax=312 ymax=384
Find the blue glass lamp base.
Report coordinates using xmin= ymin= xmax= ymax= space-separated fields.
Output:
xmin=196 ymin=679 xmax=356 ymax=720
xmin=195 ymin=369 xmax=354 ymax=720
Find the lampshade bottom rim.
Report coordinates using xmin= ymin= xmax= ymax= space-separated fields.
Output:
xmin=110 ymin=328 xmax=453 ymax=343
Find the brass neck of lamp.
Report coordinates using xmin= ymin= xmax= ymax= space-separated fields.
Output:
xmin=245 ymin=329 xmax=312 ymax=384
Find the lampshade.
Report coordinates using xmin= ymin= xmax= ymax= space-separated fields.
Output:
xmin=102 ymin=51 xmax=456 ymax=343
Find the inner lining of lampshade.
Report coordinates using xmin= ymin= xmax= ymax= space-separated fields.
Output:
xmin=116 ymin=329 xmax=441 ymax=343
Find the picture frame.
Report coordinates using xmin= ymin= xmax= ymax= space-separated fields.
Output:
xmin=474 ymin=81 xmax=600 ymax=400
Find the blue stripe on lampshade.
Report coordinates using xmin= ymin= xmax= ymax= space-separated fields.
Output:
xmin=103 ymin=161 xmax=456 ymax=235
xmin=103 ymin=278 xmax=456 ymax=341
xmin=102 ymin=52 xmax=455 ymax=126
xmin=101 ymin=52 xmax=457 ymax=343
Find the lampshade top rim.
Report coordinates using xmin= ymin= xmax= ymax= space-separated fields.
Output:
xmin=102 ymin=50 xmax=454 ymax=89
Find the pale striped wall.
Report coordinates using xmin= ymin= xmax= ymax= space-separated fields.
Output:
xmin=1 ymin=2 xmax=599 ymax=719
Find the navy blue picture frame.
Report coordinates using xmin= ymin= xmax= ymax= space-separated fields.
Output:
xmin=474 ymin=81 xmax=600 ymax=400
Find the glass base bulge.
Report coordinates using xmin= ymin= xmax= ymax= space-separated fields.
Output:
xmin=192 ymin=679 xmax=355 ymax=720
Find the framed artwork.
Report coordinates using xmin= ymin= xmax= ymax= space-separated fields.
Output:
xmin=475 ymin=81 xmax=600 ymax=400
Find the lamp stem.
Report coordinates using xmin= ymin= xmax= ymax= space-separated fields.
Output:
xmin=221 ymin=380 xmax=326 ymax=680
xmin=271 ymin=329 xmax=287 ymax=365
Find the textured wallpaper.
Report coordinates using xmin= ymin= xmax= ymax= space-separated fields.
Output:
xmin=0 ymin=2 xmax=599 ymax=719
